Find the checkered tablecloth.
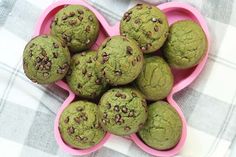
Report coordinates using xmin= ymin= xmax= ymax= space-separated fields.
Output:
xmin=1 ymin=0 xmax=236 ymax=157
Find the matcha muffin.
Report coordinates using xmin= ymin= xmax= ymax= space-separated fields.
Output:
xmin=23 ymin=35 xmax=70 ymax=84
xmin=66 ymin=51 xmax=108 ymax=98
xmin=59 ymin=101 xmax=106 ymax=149
xmin=96 ymin=36 xmax=144 ymax=85
xmin=138 ymin=101 xmax=182 ymax=150
xmin=135 ymin=56 xmax=173 ymax=101
xmin=51 ymin=5 xmax=99 ymax=53
xmin=163 ymin=20 xmax=207 ymax=69
xmin=120 ymin=4 xmax=169 ymax=53
xmin=98 ymin=88 xmax=147 ymax=136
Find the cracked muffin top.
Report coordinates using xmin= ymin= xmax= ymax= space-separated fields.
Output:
xmin=138 ymin=101 xmax=182 ymax=150
xmin=98 ymin=88 xmax=147 ymax=136
xmin=120 ymin=3 xmax=169 ymax=53
xmin=50 ymin=5 xmax=100 ymax=53
xmin=23 ymin=35 xmax=70 ymax=84
xmin=135 ymin=56 xmax=173 ymax=101
xmin=66 ymin=50 xmax=108 ymax=99
xmin=59 ymin=100 xmax=106 ymax=149
xmin=96 ymin=36 xmax=144 ymax=85
xmin=163 ymin=20 xmax=207 ymax=69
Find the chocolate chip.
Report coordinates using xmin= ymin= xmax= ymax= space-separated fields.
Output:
xmin=114 ymin=105 xmax=120 ymax=112
xmin=126 ymin=16 xmax=131 ymax=22
xmin=67 ymin=126 xmax=74 ymax=135
xmin=76 ymin=135 xmax=82 ymax=141
xmin=85 ymin=25 xmax=91 ymax=32
xmin=74 ymin=117 xmax=81 ymax=124
xmin=29 ymin=50 xmax=33 ymax=57
xmin=115 ymin=114 xmax=121 ymax=122
xmin=69 ymin=12 xmax=75 ymax=17
xmin=53 ymin=43 xmax=59 ymax=48
xmin=78 ymin=16 xmax=83 ymax=21
xmin=121 ymin=94 xmax=126 ymax=99
xmin=102 ymin=52 xmax=108 ymax=57
xmin=82 ymin=68 xmax=87 ymax=75
xmin=69 ymin=19 xmax=77 ymax=25
xmin=131 ymin=92 xmax=137 ymax=97
xmin=103 ymin=112 xmax=108 ymax=118
xmin=64 ymin=117 xmax=69 ymax=123
xmin=127 ymin=46 xmax=133 ymax=55
xmin=102 ymin=119 xmax=107 ymax=124
xmin=146 ymin=31 xmax=152 ymax=37
xmin=124 ymin=126 xmax=131 ymax=131
xmin=81 ymin=51 xmax=86 ymax=56
xmin=88 ymin=15 xmax=93 ymax=21
xmin=94 ymin=123 xmax=100 ymax=129
xmin=122 ymin=33 xmax=126 ymax=37
xmin=83 ymin=137 xmax=88 ymax=141
xmin=76 ymin=106 xmax=84 ymax=112
xmin=29 ymin=43 xmax=35 ymax=48
xmin=154 ymin=26 xmax=159 ymax=32
xmin=136 ymin=55 xmax=142 ymax=62
xmin=151 ymin=17 xmax=157 ymax=22
xmin=136 ymin=4 xmax=143 ymax=9
xmin=77 ymin=9 xmax=84 ymax=14
xmin=124 ymin=12 xmax=129 ymax=17
xmin=77 ymin=83 xmax=81 ymax=88
xmin=87 ymin=72 xmax=92 ymax=77
xmin=43 ymin=72 xmax=49 ymax=78
xmin=53 ymin=52 xmax=58 ymax=58
xmin=83 ymin=116 xmax=88 ymax=121
xmin=115 ymin=70 xmax=122 ymax=76
xmin=158 ymin=18 xmax=163 ymax=24
xmin=62 ymin=15 xmax=67 ymax=20
xmin=107 ymin=103 xmax=111 ymax=109
xmin=121 ymin=106 xmax=128 ymax=113
xmin=141 ymin=46 xmax=146 ymax=51
xmin=128 ymin=110 xmax=135 ymax=117
xmin=102 ymin=55 xmax=109 ymax=63
xmin=86 ymin=39 xmax=90 ymax=44
xmin=57 ymin=68 xmax=63 ymax=74
xmin=115 ymin=92 xmax=122 ymax=97
xmin=95 ymin=79 xmax=101 ymax=85
xmin=131 ymin=60 xmax=136 ymax=66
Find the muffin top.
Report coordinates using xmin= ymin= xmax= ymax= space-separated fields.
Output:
xmin=51 ymin=5 xmax=100 ymax=53
xmin=164 ymin=20 xmax=207 ymax=69
xmin=59 ymin=101 xmax=105 ymax=149
xmin=66 ymin=51 xmax=108 ymax=98
xmin=96 ymin=36 xmax=144 ymax=85
xmin=98 ymin=88 xmax=147 ymax=136
xmin=23 ymin=35 xmax=70 ymax=84
xmin=135 ymin=56 xmax=173 ymax=100
xmin=138 ymin=101 xmax=182 ymax=150
xmin=120 ymin=3 xmax=169 ymax=53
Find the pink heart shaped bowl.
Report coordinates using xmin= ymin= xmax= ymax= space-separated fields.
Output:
xmin=33 ymin=0 xmax=210 ymax=156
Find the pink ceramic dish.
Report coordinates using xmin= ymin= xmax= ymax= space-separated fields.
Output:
xmin=33 ymin=1 xmax=210 ymax=157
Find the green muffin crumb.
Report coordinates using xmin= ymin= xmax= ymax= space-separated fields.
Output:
xmin=98 ymin=88 xmax=147 ymax=136
xmin=163 ymin=20 xmax=207 ymax=69
xmin=51 ymin=5 xmax=100 ymax=53
xmin=23 ymin=35 xmax=70 ymax=84
xmin=120 ymin=3 xmax=169 ymax=53
xmin=96 ymin=36 xmax=144 ymax=85
xmin=59 ymin=101 xmax=105 ymax=149
xmin=66 ymin=50 xmax=108 ymax=98
xmin=138 ymin=101 xmax=182 ymax=150
xmin=135 ymin=56 xmax=173 ymax=100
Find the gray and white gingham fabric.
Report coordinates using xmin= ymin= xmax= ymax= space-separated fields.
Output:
xmin=1 ymin=0 xmax=236 ymax=157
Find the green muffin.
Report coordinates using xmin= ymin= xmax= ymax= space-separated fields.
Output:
xmin=120 ymin=4 xmax=169 ymax=53
xmin=23 ymin=35 xmax=70 ymax=84
xmin=163 ymin=20 xmax=207 ymax=69
xmin=98 ymin=88 xmax=147 ymax=136
xmin=135 ymin=56 xmax=173 ymax=101
xmin=66 ymin=51 xmax=108 ymax=98
xmin=96 ymin=36 xmax=144 ymax=85
xmin=59 ymin=101 xmax=105 ymax=149
xmin=51 ymin=5 xmax=100 ymax=53
xmin=138 ymin=101 xmax=182 ymax=150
